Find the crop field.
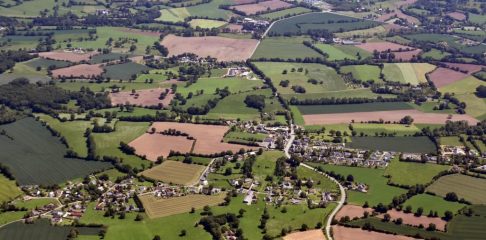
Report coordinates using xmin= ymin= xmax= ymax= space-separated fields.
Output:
xmin=353 ymin=123 xmax=422 ymax=136
xmin=37 ymin=114 xmax=92 ymax=158
xmin=140 ymin=160 xmax=205 ymax=186
xmin=252 ymin=37 xmax=322 ymax=59
xmin=0 ymin=61 xmax=51 ymax=85
xmin=0 ymin=219 xmax=101 ymax=240
xmin=161 ymin=34 xmax=258 ymax=61
xmin=309 ymin=163 xmax=406 ymax=206
xmin=313 ymin=44 xmax=372 ymax=61
xmin=24 ymin=58 xmax=71 ymax=70
xmin=268 ymin=12 xmax=381 ymax=35
xmin=296 ymin=102 xmax=413 ymax=114
xmin=157 ymin=8 xmax=190 ymax=22
xmin=140 ymin=193 xmax=225 ymax=219
xmin=348 ymin=136 xmax=437 ymax=154
xmin=335 ymin=25 xmax=388 ymax=38
xmin=189 ymin=19 xmax=227 ymax=29
xmin=224 ymin=130 xmax=267 ymax=144
xmin=130 ymin=134 xmax=194 ymax=160
xmin=38 ymin=51 xmax=98 ymax=63
xmin=88 ymin=53 xmax=132 ymax=64
xmin=333 ymin=225 xmax=417 ymax=240
xmin=468 ymin=13 xmax=486 ymax=25
xmin=302 ymin=109 xmax=479 ymax=125
xmin=382 ymin=63 xmax=436 ymax=85
xmin=231 ymin=0 xmax=293 ymax=15
xmin=176 ymin=76 xmax=263 ymax=98
xmin=253 ymin=62 xmax=347 ymax=96
xmin=439 ymin=76 xmax=486 ymax=119
xmin=443 ymin=62 xmax=484 ymax=74
xmin=259 ymin=7 xmax=311 ymax=20
xmin=384 ymin=158 xmax=450 ymax=186
xmin=421 ymin=48 xmax=451 ymax=60
xmin=0 ymin=118 xmax=112 ymax=185
xmin=185 ymin=0 xmax=233 ymax=20
xmin=355 ymin=41 xmax=415 ymax=52
xmin=340 ymin=64 xmax=381 ymax=82
xmin=283 ymin=229 xmax=325 ymax=240
xmin=428 ymin=67 xmax=468 ymax=88
xmin=103 ymin=62 xmax=151 ymax=80
xmin=427 ymin=174 xmax=486 ymax=204
xmin=109 ymin=88 xmax=174 ymax=107
xmin=0 ymin=175 xmax=22 ymax=203
xmin=403 ymin=194 xmax=466 ymax=217
xmin=378 ymin=209 xmax=447 ymax=231
xmin=51 ymin=63 xmax=104 ymax=79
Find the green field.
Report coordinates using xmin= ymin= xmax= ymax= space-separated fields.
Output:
xmin=176 ymin=77 xmax=263 ymax=98
xmin=309 ymin=163 xmax=406 ymax=206
xmin=252 ymin=37 xmax=322 ymax=60
xmin=439 ymin=76 xmax=486 ymax=119
xmin=0 ymin=118 xmax=112 ymax=185
xmin=382 ymin=63 xmax=436 ymax=85
xmin=421 ymin=48 xmax=451 ymax=60
xmin=189 ymin=19 xmax=227 ymax=29
xmin=0 ymin=219 xmax=101 ymax=240
xmin=205 ymin=90 xmax=269 ymax=121
xmin=0 ymin=61 xmax=51 ymax=85
xmin=314 ymin=44 xmax=371 ymax=61
xmin=0 ymin=175 xmax=22 ymax=203
xmin=259 ymin=7 xmax=312 ymax=20
xmin=384 ymin=158 xmax=450 ymax=186
xmin=352 ymin=123 xmax=421 ymax=136
xmin=104 ymin=62 xmax=151 ymax=80
xmin=157 ymin=8 xmax=191 ymax=22
xmin=296 ymin=102 xmax=413 ymax=114
xmin=268 ymin=12 xmax=381 ymax=35
xmin=340 ymin=64 xmax=382 ymax=83
xmin=427 ymin=174 xmax=486 ymax=204
xmin=403 ymin=194 xmax=466 ymax=217
xmin=347 ymin=136 xmax=437 ymax=154
xmin=468 ymin=13 xmax=486 ymax=25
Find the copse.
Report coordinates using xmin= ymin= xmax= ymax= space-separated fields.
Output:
xmin=244 ymin=95 xmax=266 ymax=110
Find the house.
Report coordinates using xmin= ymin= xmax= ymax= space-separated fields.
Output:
xmin=243 ymin=191 xmax=254 ymax=205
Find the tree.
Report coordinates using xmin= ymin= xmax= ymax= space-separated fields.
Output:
xmin=274 ymin=157 xmax=286 ymax=176
xmin=179 ymin=230 xmax=186 ymax=236
xmin=383 ymin=213 xmax=391 ymax=222
xmin=476 ymin=85 xmax=486 ymax=98
xmin=415 ymin=207 xmax=423 ymax=217
xmin=443 ymin=211 xmax=454 ymax=221
xmin=224 ymin=168 xmax=232 ymax=176
xmin=135 ymin=214 xmax=144 ymax=221
xmin=445 ymin=192 xmax=458 ymax=202
xmin=427 ymin=223 xmax=436 ymax=231
xmin=395 ymin=218 xmax=403 ymax=225
xmin=244 ymin=95 xmax=265 ymax=110
xmin=153 ymin=236 xmax=161 ymax=240
xmin=400 ymin=115 xmax=414 ymax=125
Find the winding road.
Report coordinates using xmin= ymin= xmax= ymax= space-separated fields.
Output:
xmin=284 ymin=122 xmax=346 ymax=240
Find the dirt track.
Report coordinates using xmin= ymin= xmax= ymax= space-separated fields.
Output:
xmin=303 ymin=109 xmax=479 ymax=125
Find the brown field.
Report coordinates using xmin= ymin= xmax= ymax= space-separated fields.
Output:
xmin=139 ymin=193 xmax=225 ymax=219
xmin=302 ymin=109 xmax=479 ymax=125
xmin=394 ymin=49 xmax=422 ymax=61
xmin=377 ymin=10 xmax=419 ymax=24
xmin=356 ymin=41 xmax=416 ymax=52
xmin=140 ymin=160 xmax=205 ymax=185
xmin=129 ymin=134 xmax=193 ymax=161
xmin=335 ymin=205 xmax=374 ymax=221
xmin=447 ymin=12 xmax=466 ymax=21
xmin=51 ymin=64 xmax=103 ymax=78
xmin=38 ymin=51 xmax=98 ymax=62
xmin=377 ymin=209 xmax=447 ymax=231
xmin=161 ymin=34 xmax=258 ymax=61
xmin=283 ymin=229 xmax=325 ymax=240
xmin=428 ymin=67 xmax=468 ymax=88
xmin=232 ymin=0 xmax=258 ymax=5
xmin=333 ymin=226 xmax=416 ymax=240
xmin=225 ymin=24 xmax=244 ymax=32
xmin=443 ymin=62 xmax=484 ymax=74
xmin=148 ymin=122 xmax=254 ymax=154
xmin=109 ymin=88 xmax=174 ymax=107
xmin=231 ymin=0 xmax=293 ymax=15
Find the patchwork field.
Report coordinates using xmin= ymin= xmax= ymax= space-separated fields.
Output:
xmin=347 ymin=136 xmax=436 ymax=154
xmin=296 ymin=102 xmax=413 ymax=115
xmin=382 ymin=63 xmax=436 ymax=85
xmin=384 ymin=158 xmax=450 ymax=186
xmin=139 ymin=193 xmax=225 ymax=218
xmin=109 ymin=88 xmax=174 ymax=107
xmin=302 ymin=109 xmax=479 ymax=125
xmin=427 ymin=174 xmax=486 ymax=204
xmin=0 ymin=118 xmax=112 ymax=186
xmin=439 ymin=76 xmax=486 ymax=119
xmin=161 ymin=34 xmax=258 ymax=61
xmin=356 ymin=41 xmax=415 ymax=52
xmin=314 ymin=44 xmax=372 ymax=61
xmin=140 ymin=160 xmax=205 ymax=186
xmin=443 ymin=62 xmax=484 ymax=74
xmin=428 ymin=67 xmax=468 ymax=88
xmin=231 ymin=0 xmax=292 ymax=15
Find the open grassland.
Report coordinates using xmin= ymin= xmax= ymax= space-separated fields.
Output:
xmin=189 ymin=19 xmax=227 ymax=29
xmin=104 ymin=62 xmax=151 ymax=80
xmin=231 ymin=0 xmax=292 ymax=15
xmin=297 ymin=102 xmax=413 ymax=114
xmin=37 ymin=114 xmax=91 ymax=158
xmin=382 ymin=63 xmax=436 ymax=85
xmin=92 ymin=121 xmax=150 ymax=169
xmin=0 ymin=61 xmax=51 ymax=85
xmin=422 ymin=48 xmax=451 ymax=60
xmin=352 ymin=123 xmax=421 ymax=136
xmin=335 ymin=25 xmax=388 ymax=38
xmin=140 ymin=193 xmax=225 ymax=219
xmin=427 ymin=174 xmax=486 ymax=204
xmin=340 ymin=64 xmax=382 ymax=83
xmin=176 ymin=76 xmax=263 ymax=98
xmin=0 ymin=35 xmax=41 ymax=51
xmin=0 ymin=219 xmax=101 ymax=240
xmin=297 ymin=166 xmax=339 ymax=193
xmin=0 ymin=0 xmax=69 ymax=17
xmin=168 ymin=155 xmax=212 ymax=166
xmin=25 ymin=58 xmax=71 ymax=69
xmin=468 ymin=13 xmax=486 ymax=25
xmin=348 ymin=136 xmax=437 ymax=154
xmin=157 ymin=7 xmax=190 ymax=22
xmin=309 ymin=163 xmax=406 ymax=206
xmin=0 ymin=211 xmax=26 ymax=226
xmin=384 ymin=158 xmax=450 ymax=186
xmin=259 ymin=7 xmax=311 ymax=20
xmin=439 ymin=76 xmax=486 ymax=119
xmin=185 ymin=0 xmax=233 ymax=20
xmin=253 ymin=62 xmax=346 ymax=97
xmin=268 ymin=12 xmax=381 ymax=35
xmin=0 ymin=118 xmax=112 ymax=185
xmin=403 ymin=194 xmax=466 ymax=217
xmin=252 ymin=151 xmax=284 ymax=185
xmin=0 ymin=175 xmax=22 ymax=203
xmin=141 ymin=161 xmax=205 ymax=186
xmin=252 ymin=37 xmax=322 ymax=59
xmin=314 ymin=44 xmax=371 ymax=61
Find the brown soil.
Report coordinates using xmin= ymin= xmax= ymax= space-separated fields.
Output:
xmin=443 ymin=62 xmax=484 ymax=74
xmin=303 ymin=109 xmax=479 ymax=125
xmin=225 ymin=24 xmax=244 ymax=32
xmin=231 ymin=0 xmax=293 ymax=15
xmin=38 ymin=51 xmax=98 ymax=62
xmin=109 ymin=88 xmax=174 ymax=107
xmin=377 ymin=9 xmax=419 ymax=24
xmin=356 ymin=41 xmax=416 ymax=52
xmin=394 ymin=49 xmax=422 ymax=61
xmin=335 ymin=205 xmax=374 ymax=221
xmin=130 ymin=135 xmax=193 ymax=161
xmin=161 ymin=34 xmax=259 ymax=61
xmin=333 ymin=226 xmax=417 ymax=240
xmin=428 ymin=67 xmax=468 ymax=88
xmin=377 ymin=209 xmax=447 ymax=231
xmin=283 ymin=229 xmax=325 ymax=240
xmin=51 ymin=64 xmax=103 ymax=78
xmin=447 ymin=12 xmax=466 ymax=21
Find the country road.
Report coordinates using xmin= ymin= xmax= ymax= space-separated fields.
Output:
xmin=284 ymin=122 xmax=346 ymax=240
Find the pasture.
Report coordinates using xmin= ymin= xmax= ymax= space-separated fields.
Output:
xmin=0 ymin=175 xmax=22 ymax=203
xmin=176 ymin=76 xmax=263 ymax=98
xmin=231 ymin=0 xmax=292 ymax=15
xmin=439 ymin=76 xmax=486 ymax=119
xmin=251 ymin=36 xmax=322 ymax=60
xmin=352 ymin=123 xmax=421 ymax=136
xmin=189 ymin=19 xmax=226 ymax=29
xmin=309 ymin=163 xmax=406 ymax=206
xmin=38 ymin=51 xmax=98 ymax=63
xmin=296 ymin=102 xmax=413 ymax=115
xmin=384 ymin=158 xmax=450 ymax=186
xmin=157 ymin=8 xmax=190 ymax=22
xmin=109 ymin=88 xmax=174 ymax=107
xmin=140 ymin=160 xmax=205 ymax=186
xmin=0 ymin=219 xmax=101 ymax=240
xmin=427 ymin=174 xmax=486 ymax=204
xmin=0 ymin=61 xmax=51 ymax=85
xmin=382 ymin=63 xmax=436 ymax=85
xmin=103 ymin=62 xmax=151 ymax=80
xmin=161 ymin=34 xmax=258 ymax=61
xmin=347 ymin=136 xmax=437 ymax=154
xmin=314 ymin=44 xmax=371 ymax=61
xmin=0 ymin=118 xmax=112 ymax=186
xmin=268 ymin=12 xmax=381 ymax=35
xmin=340 ymin=64 xmax=381 ymax=83
xmin=403 ymin=194 xmax=466 ymax=217
xmin=259 ymin=7 xmax=311 ymax=20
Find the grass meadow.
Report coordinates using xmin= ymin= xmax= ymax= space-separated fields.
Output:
xmin=427 ymin=174 xmax=486 ymax=204
xmin=384 ymin=158 xmax=450 ymax=186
